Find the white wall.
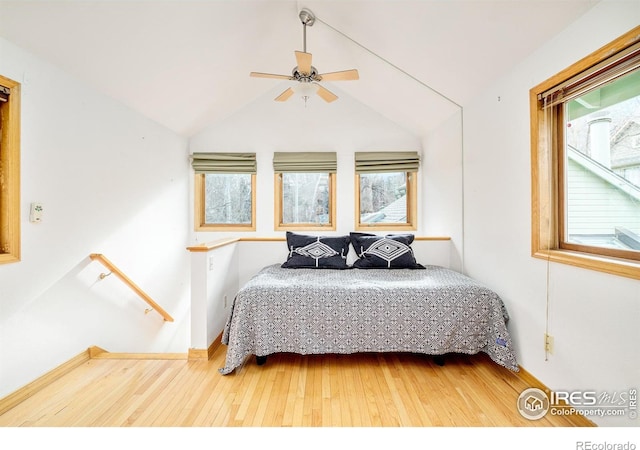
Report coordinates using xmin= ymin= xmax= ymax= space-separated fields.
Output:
xmin=187 ymin=87 xmax=464 ymax=352
xmin=422 ymin=110 xmax=464 ymax=273
xmin=188 ymin=83 xmax=464 ymax=254
xmin=0 ymin=37 xmax=191 ymax=398
xmin=463 ymin=1 xmax=640 ymax=426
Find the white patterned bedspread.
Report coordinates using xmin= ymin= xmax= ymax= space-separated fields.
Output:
xmin=220 ymin=264 xmax=519 ymax=374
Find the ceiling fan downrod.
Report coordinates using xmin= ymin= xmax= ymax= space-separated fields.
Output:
xmin=299 ymin=8 xmax=315 ymax=53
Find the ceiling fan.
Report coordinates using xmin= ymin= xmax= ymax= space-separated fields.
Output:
xmin=250 ymin=8 xmax=359 ymax=104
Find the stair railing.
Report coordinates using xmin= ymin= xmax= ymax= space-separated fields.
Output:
xmin=89 ymin=253 xmax=174 ymax=322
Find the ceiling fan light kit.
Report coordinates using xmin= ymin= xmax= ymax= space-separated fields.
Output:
xmin=250 ymin=8 xmax=359 ymax=106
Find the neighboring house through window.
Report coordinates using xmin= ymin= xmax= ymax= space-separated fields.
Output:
xmin=354 ymin=151 xmax=419 ymax=231
xmin=192 ymin=152 xmax=256 ymax=231
xmin=530 ymin=26 xmax=640 ymax=279
xmin=0 ymin=74 xmax=20 ymax=265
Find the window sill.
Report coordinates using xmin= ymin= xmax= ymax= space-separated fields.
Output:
xmin=533 ymin=249 xmax=640 ymax=281
xmin=355 ymin=224 xmax=417 ymax=232
xmin=195 ymin=225 xmax=256 ymax=232
xmin=274 ymin=225 xmax=336 ymax=232
xmin=0 ymin=253 xmax=20 ymax=265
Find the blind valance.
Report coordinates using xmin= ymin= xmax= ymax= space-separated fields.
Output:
xmin=191 ymin=152 xmax=256 ymax=174
xmin=355 ymin=151 xmax=420 ymax=173
xmin=539 ymin=41 xmax=640 ymax=108
xmin=273 ymin=152 xmax=337 ymax=173
xmin=0 ymin=85 xmax=10 ymax=103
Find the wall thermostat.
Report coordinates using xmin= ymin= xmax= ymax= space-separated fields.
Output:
xmin=30 ymin=202 xmax=43 ymax=223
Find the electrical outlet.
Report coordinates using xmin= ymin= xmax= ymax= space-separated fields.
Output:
xmin=545 ymin=333 xmax=554 ymax=354
xmin=224 ymin=295 xmax=228 ymax=308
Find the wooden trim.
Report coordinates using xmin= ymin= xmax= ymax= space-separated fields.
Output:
xmin=414 ymin=236 xmax=451 ymax=241
xmin=0 ymin=74 xmax=20 ymax=265
xmin=90 ymin=345 xmax=187 ymax=360
xmin=560 ymin=242 xmax=640 ymax=262
xmin=187 ymin=333 xmax=222 ymax=361
xmin=354 ymin=171 xmax=418 ymax=231
xmin=194 ymin=173 xmax=205 ymax=230
xmin=188 ymin=348 xmax=208 ymax=360
xmin=354 ymin=172 xmax=362 ymax=229
xmin=92 ymin=352 xmax=187 ymax=360
xmin=237 ymin=237 xmax=286 ymax=242
xmin=0 ymin=348 xmax=91 ymax=416
xmin=194 ymin=173 xmax=256 ymax=232
xmin=208 ymin=332 xmax=223 ymax=360
xmin=530 ymin=25 xmax=640 ymax=281
xmin=89 ymin=253 xmax=175 ymax=322
xmin=89 ymin=345 xmax=108 ymax=358
xmin=533 ymin=249 xmax=640 ymax=280
xmin=186 ymin=237 xmax=240 ymax=252
xmin=531 ymin=25 xmax=640 ymax=95
xmin=187 ymin=236 xmax=451 ymax=253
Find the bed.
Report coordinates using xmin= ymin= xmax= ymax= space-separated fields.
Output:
xmin=219 ymin=259 xmax=519 ymax=375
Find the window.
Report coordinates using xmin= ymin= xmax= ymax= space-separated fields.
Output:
xmin=273 ymin=152 xmax=336 ymax=231
xmin=354 ymin=151 xmax=419 ymax=231
xmin=192 ymin=152 xmax=256 ymax=231
xmin=0 ymin=74 xmax=20 ymax=265
xmin=531 ymin=26 xmax=640 ymax=279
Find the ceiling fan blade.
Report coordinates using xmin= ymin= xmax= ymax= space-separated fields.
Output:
xmin=275 ymin=87 xmax=295 ymax=102
xmin=316 ymin=84 xmax=338 ymax=103
xmin=250 ymin=72 xmax=292 ymax=80
xmin=295 ymin=51 xmax=313 ymax=75
xmin=318 ymin=69 xmax=359 ymax=81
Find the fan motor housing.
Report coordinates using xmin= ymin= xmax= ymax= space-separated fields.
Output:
xmin=292 ymin=66 xmax=319 ymax=82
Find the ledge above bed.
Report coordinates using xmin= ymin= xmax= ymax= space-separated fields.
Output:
xmin=187 ymin=235 xmax=451 ymax=253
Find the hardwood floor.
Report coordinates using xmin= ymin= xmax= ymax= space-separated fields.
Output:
xmin=0 ymin=348 xmax=592 ymax=427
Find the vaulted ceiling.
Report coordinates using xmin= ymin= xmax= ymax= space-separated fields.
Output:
xmin=0 ymin=0 xmax=597 ymax=138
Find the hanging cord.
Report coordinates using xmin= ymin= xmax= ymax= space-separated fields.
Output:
xmin=311 ymin=10 xmax=466 ymax=273
xmin=314 ymin=16 xmax=461 ymax=109
xmin=542 ymin=96 xmax=555 ymax=362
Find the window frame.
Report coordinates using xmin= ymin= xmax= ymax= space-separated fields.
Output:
xmin=274 ymin=172 xmax=336 ymax=231
xmin=194 ymin=172 xmax=256 ymax=232
xmin=354 ymin=171 xmax=417 ymax=231
xmin=0 ymin=74 xmax=21 ymax=265
xmin=530 ymin=26 xmax=640 ymax=280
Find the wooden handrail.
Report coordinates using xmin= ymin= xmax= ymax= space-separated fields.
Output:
xmin=89 ymin=253 xmax=174 ymax=322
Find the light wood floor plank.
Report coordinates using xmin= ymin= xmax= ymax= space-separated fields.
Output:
xmin=0 ymin=350 xmax=595 ymax=427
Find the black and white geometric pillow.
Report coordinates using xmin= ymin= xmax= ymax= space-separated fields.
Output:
xmin=350 ymin=232 xmax=425 ymax=269
xmin=281 ymin=232 xmax=351 ymax=269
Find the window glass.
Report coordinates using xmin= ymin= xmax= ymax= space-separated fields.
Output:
xmin=281 ymin=172 xmax=330 ymax=225
xmin=204 ymin=173 xmax=253 ymax=225
xmin=563 ymin=69 xmax=640 ymax=255
xmin=359 ymin=172 xmax=407 ymax=224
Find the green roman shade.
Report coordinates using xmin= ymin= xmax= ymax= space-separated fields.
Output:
xmin=355 ymin=151 xmax=420 ymax=173
xmin=273 ymin=152 xmax=337 ymax=173
xmin=191 ymin=152 xmax=256 ymax=174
